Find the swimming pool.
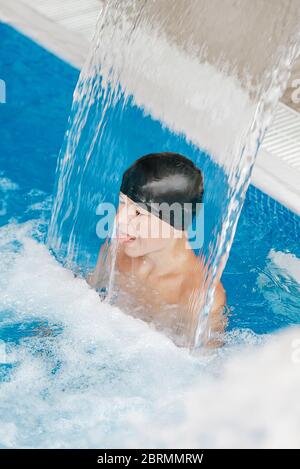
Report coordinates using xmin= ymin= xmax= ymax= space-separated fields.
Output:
xmin=0 ymin=24 xmax=300 ymax=448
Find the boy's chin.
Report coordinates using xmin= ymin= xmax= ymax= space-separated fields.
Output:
xmin=123 ymin=243 xmax=142 ymax=258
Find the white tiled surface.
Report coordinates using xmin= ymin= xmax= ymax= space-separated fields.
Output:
xmin=254 ymin=102 xmax=300 ymax=215
xmin=20 ymin=0 xmax=101 ymax=41
xmin=261 ymin=104 xmax=300 ymax=171
xmin=0 ymin=0 xmax=299 ymax=214
xmin=0 ymin=0 xmax=92 ymax=67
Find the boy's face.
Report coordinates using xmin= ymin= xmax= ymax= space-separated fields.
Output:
xmin=116 ymin=193 xmax=185 ymax=257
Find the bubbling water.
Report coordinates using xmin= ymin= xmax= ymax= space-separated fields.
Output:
xmin=1 ymin=218 xmax=300 ymax=448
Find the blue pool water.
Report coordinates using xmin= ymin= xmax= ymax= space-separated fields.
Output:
xmin=0 ymin=24 xmax=300 ymax=448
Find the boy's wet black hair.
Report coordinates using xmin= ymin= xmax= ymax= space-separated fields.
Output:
xmin=120 ymin=152 xmax=204 ymax=230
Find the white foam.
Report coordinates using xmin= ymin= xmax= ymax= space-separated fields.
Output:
xmin=255 ymin=248 xmax=300 ymax=325
xmin=0 ymin=221 xmax=299 ymax=448
xmin=0 ymin=175 xmax=19 ymax=217
xmin=0 ymin=175 xmax=19 ymax=192
xmin=125 ymin=327 xmax=300 ymax=448
xmin=268 ymin=249 xmax=300 ymax=284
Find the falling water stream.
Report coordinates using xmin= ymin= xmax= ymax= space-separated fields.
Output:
xmin=47 ymin=0 xmax=300 ymax=347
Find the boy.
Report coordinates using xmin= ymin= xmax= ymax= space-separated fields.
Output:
xmin=88 ymin=152 xmax=227 ymax=347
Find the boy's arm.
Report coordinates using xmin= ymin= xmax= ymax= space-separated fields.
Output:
xmin=210 ymin=281 xmax=227 ymax=327
xmin=205 ymin=281 xmax=227 ymax=347
xmin=87 ymin=237 xmax=112 ymax=289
